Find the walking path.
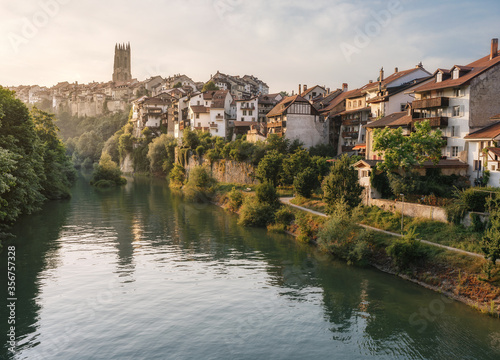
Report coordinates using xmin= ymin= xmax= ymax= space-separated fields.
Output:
xmin=280 ymin=197 xmax=486 ymax=260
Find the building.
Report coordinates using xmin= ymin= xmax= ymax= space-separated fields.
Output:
xmin=411 ymin=38 xmax=500 ymax=184
xmin=266 ymin=95 xmax=328 ymax=148
xmin=112 ymin=43 xmax=132 ymax=82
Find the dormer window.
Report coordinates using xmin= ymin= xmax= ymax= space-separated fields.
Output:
xmin=436 ymin=73 xmax=442 ymax=82
xmin=453 ymin=68 xmax=460 ymax=79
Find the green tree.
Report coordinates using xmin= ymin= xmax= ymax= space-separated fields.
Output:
xmin=281 ymin=148 xmax=310 ymax=185
xmin=266 ymin=134 xmax=289 ymax=153
xmin=169 ymin=163 xmax=185 ymax=187
xmin=173 ymin=82 xmax=182 ymax=88
xmin=202 ymin=81 xmax=219 ymax=92
xmin=147 ymin=134 xmax=177 ymax=175
xmin=90 ymin=153 xmax=126 ymax=187
xmin=322 ymin=154 xmax=363 ymax=210
xmin=255 ymin=150 xmax=284 ymax=186
xmin=372 ymin=120 xmax=446 ymax=175
xmin=481 ymin=197 xmax=500 ymax=270
xmin=182 ymin=127 xmax=200 ymax=149
xmin=293 ymin=167 xmax=318 ymax=198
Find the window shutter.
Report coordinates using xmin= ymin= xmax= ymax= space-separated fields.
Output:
xmin=460 ymin=105 xmax=465 ymax=117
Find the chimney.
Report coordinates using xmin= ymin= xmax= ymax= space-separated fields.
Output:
xmin=379 ymin=67 xmax=384 ymax=82
xmin=394 ymin=67 xmax=398 ymax=73
xmin=369 ymin=80 xmax=373 ymax=84
xmin=491 ymin=38 xmax=498 ymax=60
xmin=342 ymin=83 xmax=348 ymax=92
xmin=303 ymin=84 xmax=308 ymax=91
xmin=327 ymin=87 xmax=330 ymax=94
xmin=299 ymin=84 xmax=302 ymax=94
xmin=416 ymin=62 xmax=423 ymax=68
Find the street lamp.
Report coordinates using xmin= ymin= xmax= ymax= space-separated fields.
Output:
xmin=400 ymin=193 xmax=404 ymax=234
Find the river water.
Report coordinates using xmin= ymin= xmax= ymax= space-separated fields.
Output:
xmin=1 ymin=174 xmax=500 ymax=360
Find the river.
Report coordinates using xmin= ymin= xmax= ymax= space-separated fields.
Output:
xmin=1 ymin=174 xmax=500 ymax=360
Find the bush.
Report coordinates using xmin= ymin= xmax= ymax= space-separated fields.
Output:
xmin=227 ymin=187 xmax=244 ymax=211
xmin=196 ymin=145 xmax=205 ymax=157
xmin=238 ymin=197 xmax=276 ymax=227
xmin=184 ymin=166 xmax=217 ymax=202
xmin=169 ymin=163 xmax=185 ymax=188
xmin=386 ymin=228 xmax=428 ymax=270
xmin=255 ymin=182 xmax=280 ymax=209
xmin=90 ymin=153 xmax=126 ymax=187
xmin=293 ymin=167 xmax=318 ymax=198
xmin=274 ymin=207 xmax=295 ymax=226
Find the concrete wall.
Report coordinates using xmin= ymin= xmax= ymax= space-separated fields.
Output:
xmin=369 ymin=198 xmax=448 ymax=223
xmin=286 ymin=114 xmax=329 ymax=148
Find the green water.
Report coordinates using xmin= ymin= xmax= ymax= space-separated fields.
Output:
xmin=1 ymin=174 xmax=500 ymax=360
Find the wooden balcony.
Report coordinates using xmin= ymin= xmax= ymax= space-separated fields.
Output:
xmin=241 ymin=104 xmax=256 ymax=110
xmin=412 ymin=97 xmax=449 ymax=109
xmin=210 ymin=123 xmax=218 ymax=128
xmin=267 ymin=121 xmax=283 ymax=128
xmin=342 ymin=131 xmax=358 ymax=139
xmin=342 ymin=145 xmax=354 ymax=153
xmin=215 ymin=114 xmax=224 ymax=120
xmin=412 ymin=116 xmax=448 ymax=128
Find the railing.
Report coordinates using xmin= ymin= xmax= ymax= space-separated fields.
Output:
xmin=342 ymin=131 xmax=358 ymax=139
xmin=210 ymin=123 xmax=218 ymax=128
xmin=412 ymin=97 xmax=449 ymax=109
xmin=342 ymin=145 xmax=354 ymax=153
xmin=215 ymin=115 xmax=224 ymax=120
xmin=267 ymin=121 xmax=283 ymax=128
xmin=412 ymin=116 xmax=448 ymax=128
xmin=240 ymin=104 xmax=256 ymax=110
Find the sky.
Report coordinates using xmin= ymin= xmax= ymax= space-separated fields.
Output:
xmin=1 ymin=0 xmax=500 ymax=93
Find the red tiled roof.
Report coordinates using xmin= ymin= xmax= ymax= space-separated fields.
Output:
xmin=321 ymin=88 xmax=361 ymax=114
xmin=338 ymin=106 xmax=371 ymax=116
xmin=365 ymin=111 xmax=412 ymax=128
xmin=300 ymin=85 xmax=325 ymax=98
xmin=414 ymin=51 xmax=500 ymax=92
xmin=489 ymin=148 xmax=500 ymax=157
xmin=464 ymin=121 xmax=500 ymax=139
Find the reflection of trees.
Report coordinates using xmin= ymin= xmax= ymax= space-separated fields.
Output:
xmin=0 ymin=192 xmax=71 ymax=359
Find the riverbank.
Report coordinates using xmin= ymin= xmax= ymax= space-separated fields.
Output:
xmin=209 ymin=184 xmax=500 ymax=318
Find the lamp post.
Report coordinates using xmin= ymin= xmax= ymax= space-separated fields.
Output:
xmin=400 ymin=193 xmax=404 ymax=234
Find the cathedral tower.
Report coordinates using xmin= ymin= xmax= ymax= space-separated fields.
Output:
xmin=113 ymin=43 xmax=132 ymax=82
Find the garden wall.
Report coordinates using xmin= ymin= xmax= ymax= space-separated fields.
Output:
xmin=369 ymin=198 xmax=448 ymax=223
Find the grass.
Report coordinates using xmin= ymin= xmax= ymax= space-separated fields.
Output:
xmin=356 ymin=206 xmax=484 ymax=254
xmin=290 ymin=195 xmax=327 ymax=213
xmin=216 ymin=183 xmax=255 ymax=194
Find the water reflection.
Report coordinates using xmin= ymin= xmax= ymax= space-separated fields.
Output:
xmin=2 ymin=174 xmax=500 ymax=360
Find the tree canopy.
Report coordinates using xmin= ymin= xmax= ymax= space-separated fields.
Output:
xmin=202 ymin=81 xmax=219 ymax=92
xmin=372 ymin=120 xmax=446 ymax=174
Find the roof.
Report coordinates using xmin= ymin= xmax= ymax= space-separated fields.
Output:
xmin=267 ymin=95 xmax=320 ymax=118
xmin=464 ymin=121 xmax=500 ymax=140
xmin=414 ymin=51 xmax=500 ymax=92
xmin=338 ymin=106 xmax=371 ymax=116
xmin=233 ymin=121 xmax=258 ymax=127
xmin=211 ymin=90 xmax=229 ymax=108
xmin=321 ymin=89 xmax=361 ymax=114
xmin=352 ymin=144 xmax=366 ymax=150
xmin=365 ymin=112 xmax=412 ymax=128
xmin=366 ymin=77 xmax=432 ymax=103
xmin=363 ymin=67 xmax=431 ymax=92
xmin=489 ymin=148 xmax=500 ymax=157
xmin=353 ymin=158 xmax=468 ymax=169
xmin=300 ymin=85 xmax=325 ymax=98
xmin=353 ymin=159 xmax=382 ymax=168
xmin=191 ymin=105 xmax=209 ymax=113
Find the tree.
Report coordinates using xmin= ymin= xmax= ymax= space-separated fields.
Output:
xmin=90 ymin=153 xmax=126 ymax=187
xmin=281 ymin=148 xmax=310 ymax=185
xmin=173 ymin=82 xmax=182 ymax=88
xmin=266 ymin=134 xmax=289 ymax=153
xmin=322 ymin=154 xmax=363 ymax=210
xmin=147 ymin=134 xmax=177 ymax=175
xmin=182 ymin=127 xmax=200 ymax=149
xmin=202 ymin=81 xmax=219 ymax=92
xmin=294 ymin=167 xmax=318 ymax=198
xmin=372 ymin=120 xmax=446 ymax=175
xmin=255 ymin=150 xmax=284 ymax=186
xmin=481 ymin=197 xmax=500 ymax=274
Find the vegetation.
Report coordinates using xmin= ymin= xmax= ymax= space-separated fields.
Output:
xmin=90 ymin=153 xmax=127 ymax=187
xmin=201 ymin=81 xmax=219 ymax=92
xmin=183 ymin=165 xmax=217 ymax=202
xmin=386 ymin=228 xmax=429 ymax=271
xmin=322 ymin=154 xmax=363 ymax=211
xmin=0 ymin=88 xmax=75 ymax=240
xmin=169 ymin=164 xmax=185 ymax=188
xmin=147 ymin=134 xmax=177 ymax=175
xmin=238 ymin=182 xmax=281 ymax=227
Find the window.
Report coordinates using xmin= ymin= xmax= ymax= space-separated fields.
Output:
xmin=400 ymin=103 xmax=406 ymax=112
xmin=198 ymin=122 xmax=201 ymax=127
xmin=197 ymin=100 xmax=200 ymax=105
xmin=358 ymin=100 xmax=362 ymax=107
xmin=249 ymin=110 xmax=253 ymax=116
xmin=451 ymin=146 xmax=459 ymax=157
xmin=454 ymin=88 xmax=464 ymax=97
xmin=436 ymin=90 xmax=444 ymax=97
xmin=453 ymin=68 xmax=460 ymax=79
xmin=474 ymin=160 xmax=482 ymax=171
xmin=196 ymin=113 xmax=200 ymax=119
xmin=243 ymin=110 xmax=247 ymax=116
xmin=436 ymin=73 xmax=442 ymax=82
xmin=452 ymin=105 xmax=461 ymax=117
xmin=450 ymin=126 xmax=460 ymax=137
xmin=241 ymin=118 xmax=244 ymax=121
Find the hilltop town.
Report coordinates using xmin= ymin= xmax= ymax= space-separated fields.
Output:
xmin=8 ymin=39 xmax=500 ymax=191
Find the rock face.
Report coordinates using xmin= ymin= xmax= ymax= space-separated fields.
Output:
xmin=120 ymin=153 xmax=134 ymax=173
xmin=182 ymin=152 xmax=258 ymax=185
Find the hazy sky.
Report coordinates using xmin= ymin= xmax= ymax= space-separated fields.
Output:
xmin=1 ymin=0 xmax=499 ymax=93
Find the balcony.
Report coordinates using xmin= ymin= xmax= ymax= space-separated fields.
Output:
xmin=342 ymin=145 xmax=354 ymax=153
xmin=411 ymin=97 xmax=449 ymax=109
xmin=267 ymin=121 xmax=283 ymax=128
xmin=342 ymin=118 xmax=361 ymax=126
xmin=240 ymin=104 xmax=256 ymax=110
xmin=342 ymin=131 xmax=359 ymax=139
xmin=412 ymin=116 xmax=448 ymax=128
xmin=215 ymin=114 xmax=224 ymax=120
xmin=210 ymin=123 xmax=218 ymax=128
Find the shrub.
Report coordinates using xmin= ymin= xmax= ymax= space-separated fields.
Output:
xmin=274 ymin=207 xmax=295 ymax=226
xmin=255 ymin=182 xmax=280 ymax=209
xmin=255 ymin=150 xmax=284 ymax=186
xmin=293 ymin=167 xmax=318 ymax=198
xmin=227 ymin=187 xmax=244 ymax=211
xmin=169 ymin=163 xmax=185 ymax=187
xmin=90 ymin=153 xmax=126 ymax=187
xmin=386 ymin=228 xmax=428 ymax=270
xmin=184 ymin=166 xmax=217 ymax=202
xmin=238 ymin=197 xmax=276 ymax=227
xmin=196 ymin=145 xmax=205 ymax=157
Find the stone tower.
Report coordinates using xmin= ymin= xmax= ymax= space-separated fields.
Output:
xmin=113 ymin=43 xmax=132 ymax=82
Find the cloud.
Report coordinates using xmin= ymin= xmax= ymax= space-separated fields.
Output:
xmin=1 ymin=0 xmax=500 ymax=92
